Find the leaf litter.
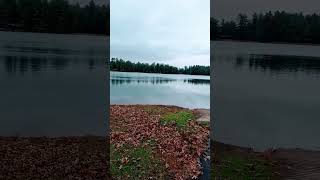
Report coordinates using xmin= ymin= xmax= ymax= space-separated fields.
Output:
xmin=110 ymin=105 xmax=209 ymax=180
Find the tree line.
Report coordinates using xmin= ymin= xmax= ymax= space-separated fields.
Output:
xmin=211 ymin=11 xmax=320 ymax=44
xmin=110 ymin=58 xmax=210 ymax=76
xmin=0 ymin=0 xmax=109 ymax=35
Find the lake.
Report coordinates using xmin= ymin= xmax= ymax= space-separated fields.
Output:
xmin=110 ymin=71 xmax=210 ymax=109
xmin=212 ymin=41 xmax=320 ymax=151
xmin=0 ymin=31 xmax=108 ymax=137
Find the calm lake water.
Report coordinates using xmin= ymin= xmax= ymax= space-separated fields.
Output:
xmin=110 ymin=71 xmax=210 ymax=109
xmin=0 ymin=31 xmax=108 ymax=137
xmin=212 ymin=41 xmax=320 ymax=151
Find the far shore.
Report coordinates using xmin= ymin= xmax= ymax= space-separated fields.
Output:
xmin=111 ymin=70 xmax=211 ymax=76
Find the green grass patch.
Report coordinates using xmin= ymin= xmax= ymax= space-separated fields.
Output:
xmin=212 ymin=154 xmax=274 ymax=180
xmin=110 ymin=144 xmax=167 ymax=180
xmin=198 ymin=121 xmax=210 ymax=128
xmin=160 ymin=111 xmax=194 ymax=128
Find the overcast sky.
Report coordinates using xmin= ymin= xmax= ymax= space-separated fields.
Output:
xmin=111 ymin=0 xmax=210 ymax=67
xmin=212 ymin=0 xmax=320 ymax=20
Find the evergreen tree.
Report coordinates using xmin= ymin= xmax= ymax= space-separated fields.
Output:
xmin=110 ymin=58 xmax=210 ymax=76
xmin=0 ymin=0 xmax=109 ymax=35
xmin=211 ymin=11 xmax=320 ymax=44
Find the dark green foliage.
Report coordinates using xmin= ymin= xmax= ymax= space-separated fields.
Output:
xmin=110 ymin=58 xmax=210 ymax=76
xmin=211 ymin=11 xmax=320 ymax=44
xmin=0 ymin=0 xmax=109 ymax=35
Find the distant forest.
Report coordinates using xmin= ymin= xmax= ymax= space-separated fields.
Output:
xmin=0 ymin=0 xmax=109 ymax=35
xmin=110 ymin=58 xmax=210 ymax=76
xmin=211 ymin=11 xmax=320 ymax=44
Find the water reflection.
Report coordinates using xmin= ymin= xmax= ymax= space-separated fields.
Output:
xmin=183 ymin=79 xmax=211 ymax=85
xmin=111 ymin=76 xmax=210 ymax=85
xmin=111 ymin=71 xmax=210 ymax=109
xmin=0 ymin=31 xmax=108 ymax=137
xmin=234 ymin=54 xmax=320 ymax=74
xmin=2 ymin=55 xmax=105 ymax=74
xmin=213 ymin=41 xmax=320 ymax=151
xmin=111 ymin=77 xmax=175 ymax=85
xmin=4 ymin=45 xmax=80 ymax=55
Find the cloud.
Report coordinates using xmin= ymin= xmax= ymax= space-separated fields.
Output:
xmin=111 ymin=0 xmax=210 ymax=67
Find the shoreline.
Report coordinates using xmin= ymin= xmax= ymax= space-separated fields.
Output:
xmin=110 ymin=104 xmax=210 ymax=179
xmin=0 ymin=135 xmax=210 ymax=179
xmin=3 ymin=104 xmax=320 ymax=179
xmin=110 ymin=70 xmax=210 ymax=77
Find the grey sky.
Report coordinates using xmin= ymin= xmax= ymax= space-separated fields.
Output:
xmin=212 ymin=0 xmax=320 ymax=19
xmin=111 ymin=0 xmax=210 ymax=67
